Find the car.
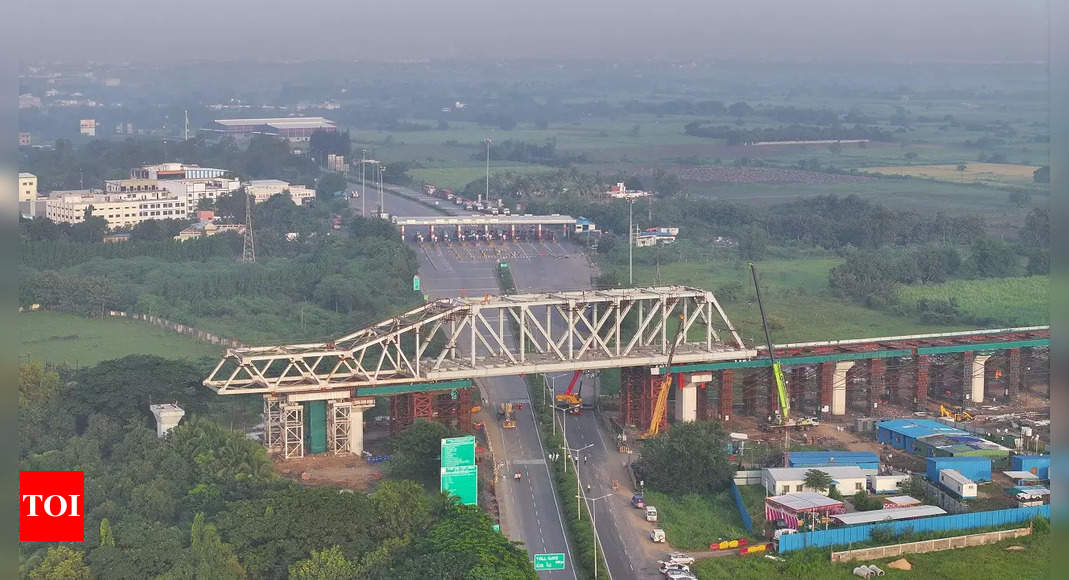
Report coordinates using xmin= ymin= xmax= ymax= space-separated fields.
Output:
xmin=664 ymin=570 xmax=696 ymax=580
xmin=649 ymin=528 xmax=666 ymax=543
xmin=665 ymin=552 xmax=695 ymax=565
xmin=658 ymin=561 xmax=691 ymax=574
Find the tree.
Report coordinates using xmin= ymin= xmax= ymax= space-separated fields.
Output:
xmin=803 ymin=469 xmax=834 ymax=494
xmin=728 ymin=101 xmax=754 ymax=117
xmin=1009 ymin=191 xmax=1031 ymax=208
xmin=623 ymin=176 xmax=644 ymax=191
xmin=634 ymin=421 xmax=733 ymax=494
xmin=29 ymin=546 xmax=91 ymax=580
xmin=100 ymin=518 xmax=116 ymax=547
xmin=371 ymin=480 xmax=433 ymax=540
xmin=289 ymin=546 xmax=356 ymax=580
xmin=651 ymin=169 xmax=682 ymax=198
xmin=827 ymin=141 xmax=843 ymax=155
xmin=969 ymin=237 xmax=1019 ymax=278
xmin=957 ymin=163 xmax=967 ymax=181
xmin=316 ymin=172 xmax=348 ymax=201
xmin=903 ymin=152 xmax=918 ymax=164
xmin=388 ymin=420 xmax=462 ymax=485
xmin=737 ymin=224 xmax=770 ymax=260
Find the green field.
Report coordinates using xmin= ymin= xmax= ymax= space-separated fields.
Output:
xmin=643 ymin=490 xmax=755 ymax=550
xmin=603 ymin=255 xmax=972 ymax=343
xmin=409 ymin=164 xmax=557 ymax=191
xmin=17 ymin=312 xmax=221 ymax=367
xmin=692 ymin=528 xmax=1049 ymax=579
xmin=897 ymin=276 xmax=1049 ymax=326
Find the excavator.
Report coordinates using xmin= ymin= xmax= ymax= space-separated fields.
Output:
xmin=643 ymin=314 xmax=687 ymax=438
xmin=555 ymin=370 xmax=584 ymax=410
xmin=940 ymin=404 xmax=974 ymax=422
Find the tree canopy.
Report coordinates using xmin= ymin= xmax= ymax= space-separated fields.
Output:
xmin=634 ymin=421 xmax=733 ymax=494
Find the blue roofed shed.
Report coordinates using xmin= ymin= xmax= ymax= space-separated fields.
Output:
xmin=1011 ymin=455 xmax=1050 ymax=479
xmin=925 ymin=456 xmax=992 ymax=482
xmin=787 ymin=451 xmax=880 ymax=471
xmin=876 ymin=419 xmax=968 ymax=453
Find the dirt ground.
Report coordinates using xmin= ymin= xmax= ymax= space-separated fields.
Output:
xmin=275 ymin=454 xmax=385 ymax=491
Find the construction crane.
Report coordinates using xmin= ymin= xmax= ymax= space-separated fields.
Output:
xmin=643 ymin=314 xmax=686 ymax=438
xmin=750 ymin=263 xmax=791 ymax=468
xmin=555 ymin=370 xmax=584 ymax=409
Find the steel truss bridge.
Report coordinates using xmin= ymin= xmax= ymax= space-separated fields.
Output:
xmin=204 ymin=286 xmax=757 ymax=395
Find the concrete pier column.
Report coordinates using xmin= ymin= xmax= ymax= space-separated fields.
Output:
xmin=675 ymin=382 xmax=697 ymax=423
xmin=820 ymin=362 xmax=835 ymax=415
xmin=969 ymin=354 xmax=992 ymax=404
xmin=719 ymin=370 xmax=734 ymax=422
xmin=832 ymin=361 xmax=855 ymax=416
xmin=349 ymin=407 xmax=366 ymax=455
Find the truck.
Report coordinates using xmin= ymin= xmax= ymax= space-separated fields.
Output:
xmin=645 ymin=506 xmax=658 ymax=522
xmin=555 ymin=370 xmax=584 ymax=409
xmin=498 ymin=402 xmax=516 ymax=429
xmin=649 ymin=528 xmax=666 ymax=543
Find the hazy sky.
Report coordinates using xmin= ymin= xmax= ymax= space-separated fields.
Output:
xmin=18 ymin=0 xmax=1048 ymax=64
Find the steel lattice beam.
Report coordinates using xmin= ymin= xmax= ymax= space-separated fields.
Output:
xmin=204 ymin=286 xmax=754 ymax=395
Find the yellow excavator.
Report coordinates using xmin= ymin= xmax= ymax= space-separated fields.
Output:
xmin=643 ymin=314 xmax=686 ymax=438
xmin=940 ymin=404 xmax=973 ymax=422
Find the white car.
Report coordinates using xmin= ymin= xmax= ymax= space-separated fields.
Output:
xmin=658 ymin=561 xmax=691 ymax=574
xmin=665 ymin=552 xmax=695 ymax=565
xmin=664 ymin=570 xmax=696 ymax=580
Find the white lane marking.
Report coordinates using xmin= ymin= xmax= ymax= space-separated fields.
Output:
xmin=525 ymin=402 xmax=578 ymax=580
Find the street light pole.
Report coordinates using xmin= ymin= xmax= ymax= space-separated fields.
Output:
xmin=585 ymin=494 xmax=613 ymax=580
xmin=360 ymin=149 xmax=366 ymax=217
xmin=628 ymin=199 xmax=634 ymax=286
xmin=378 ymin=164 xmax=385 ymax=217
xmin=563 ymin=442 xmax=593 ymax=518
xmin=484 ymin=138 xmax=491 ymax=206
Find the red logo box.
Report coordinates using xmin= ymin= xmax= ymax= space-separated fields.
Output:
xmin=20 ymin=471 xmax=85 ymax=541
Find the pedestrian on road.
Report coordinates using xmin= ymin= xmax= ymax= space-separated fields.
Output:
xmin=584 ymin=455 xmax=589 ymax=463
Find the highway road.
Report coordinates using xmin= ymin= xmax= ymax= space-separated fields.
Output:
xmin=379 ymin=185 xmax=666 ymax=579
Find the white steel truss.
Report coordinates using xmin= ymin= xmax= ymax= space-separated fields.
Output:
xmin=204 ymin=286 xmax=756 ymax=395
xmin=328 ymin=400 xmax=352 ymax=455
xmin=282 ymin=404 xmax=304 ymax=459
xmin=264 ymin=395 xmax=284 ymax=451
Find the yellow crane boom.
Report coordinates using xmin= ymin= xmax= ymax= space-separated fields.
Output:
xmin=643 ymin=315 xmax=686 ymax=438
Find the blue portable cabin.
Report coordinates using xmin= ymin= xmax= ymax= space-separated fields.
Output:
xmin=876 ymin=419 xmax=969 ymax=453
xmin=787 ymin=451 xmax=880 ymax=471
xmin=1010 ymin=455 xmax=1050 ymax=479
xmin=925 ymin=456 xmax=992 ymax=482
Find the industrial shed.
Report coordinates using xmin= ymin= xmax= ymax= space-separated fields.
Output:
xmin=1011 ymin=455 xmax=1050 ymax=479
xmin=914 ymin=433 xmax=1011 ymax=459
xmin=787 ymin=451 xmax=880 ymax=471
xmin=876 ymin=419 xmax=969 ymax=453
xmin=831 ymin=505 xmax=946 ymax=526
xmin=925 ymin=456 xmax=992 ymax=482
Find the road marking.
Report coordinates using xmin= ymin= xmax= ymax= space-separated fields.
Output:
xmin=525 ymin=402 xmax=578 ymax=580
xmin=512 ymin=459 xmax=548 ymax=465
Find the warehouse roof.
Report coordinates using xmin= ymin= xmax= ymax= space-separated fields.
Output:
xmin=877 ymin=419 xmax=969 ymax=439
xmin=764 ymin=466 xmax=875 ymax=482
xmin=214 ymin=117 xmax=336 ymax=129
xmin=883 ymin=495 xmax=921 ymax=507
xmin=832 ymin=505 xmax=946 ymax=525
xmin=920 ymin=435 xmax=1010 ymax=454
xmin=766 ymin=492 xmax=843 ymax=512
xmin=788 ymin=451 xmax=880 ymax=465
xmin=1003 ymin=471 xmax=1040 ymax=480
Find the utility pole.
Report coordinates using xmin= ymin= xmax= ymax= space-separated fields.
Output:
xmin=361 ymin=149 xmax=367 ymax=217
xmin=563 ymin=442 xmax=593 ymax=518
xmin=378 ymin=163 xmax=385 ymax=217
xmin=184 ymin=109 xmax=189 ymax=141
xmin=242 ymin=191 xmax=256 ymax=263
xmin=585 ymin=494 xmax=613 ymax=580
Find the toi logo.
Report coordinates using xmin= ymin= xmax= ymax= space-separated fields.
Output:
xmin=20 ymin=471 xmax=85 ymax=541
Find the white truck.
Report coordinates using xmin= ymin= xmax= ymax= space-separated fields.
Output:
xmin=645 ymin=506 xmax=658 ymax=522
xmin=649 ymin=528 xmax=666 ymax=543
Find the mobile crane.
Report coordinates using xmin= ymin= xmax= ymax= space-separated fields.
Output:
xmin=555 ymin=370 xmax=584 ymax=409
xmin=643 ymin=314 xmax=686 ymax=438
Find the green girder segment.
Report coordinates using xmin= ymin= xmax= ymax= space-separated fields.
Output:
xmin=669 ymin=348 xmax=913 ymax=373
xmin=354 ymin=379 xmax=474 ymax=397
xmin=915 ymin=339 xmax=1049 ymax=355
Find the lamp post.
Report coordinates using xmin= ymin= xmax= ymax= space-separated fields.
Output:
xmin=484 ymin=138 xmax=492 ymax=206
xmin=360 ymin=149 xmax=367 ymax=216
xmin=562 ymin=442 xmax=593 ymax=515
xmin=628 ymin=198 xmax=634 ymax=286
xmin=584 ymin=494 xmax=613 ymax=580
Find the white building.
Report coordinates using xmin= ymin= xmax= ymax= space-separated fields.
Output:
xmin=762 ymin=466 xmax=875 ymax=496
xmin=158 ymin=177 xmax=241 ymax=216
xmin=130 ymin=163 xmax=229 ymax=181
xmin=19 ymin=172 xmax=37 ymax=202
xmin=606 ymin=182 xmax=650 ymax=199
xmin=46 ymin=190 xmax=187 ymax=229
xmin=246 ymin=179 xmax=315 ymax=204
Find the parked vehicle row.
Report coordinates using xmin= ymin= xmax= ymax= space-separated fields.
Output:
xmin=423 ymin=183 xmax=511 ymax=215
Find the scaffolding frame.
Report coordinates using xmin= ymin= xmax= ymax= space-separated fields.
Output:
xmin=264 ymin=395 xmax=284 ymax=452
xmin=328 ymin=400 xmax=352 ymax=455
xmin=282 ymin=403 xmax=304 ymax=459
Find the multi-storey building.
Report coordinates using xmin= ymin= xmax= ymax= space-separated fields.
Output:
xmin=46 ymin=191 xmax=187 ymax=229
xmin=246 ymin=179 xmax=316 ymax=204
xmin=129 ymin=163 xmax=229 ymax=181
xmin=158 ymin=177 xmax=241 ymax=216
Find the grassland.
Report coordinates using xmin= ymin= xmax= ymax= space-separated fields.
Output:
xmin=692 ymin=528 xmax=1049 ymax=579
xmin=642 ymin=490 xmax=755 ymax=550
xmin=896 ymin=276 xmax=1049 ymax=326
xmin=601 ymin=255 xmax=973 ymax=344
xmin=17 ymin=312 xmax=221 ymax=368
xmin=861 ymin=162 xmax=1041 ymax=186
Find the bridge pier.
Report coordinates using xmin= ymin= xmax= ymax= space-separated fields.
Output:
xmin=674 ymin=373 xmax=710 ymax=423
xmin=966 ymin=353 xmax=991 ymax=404
xmin=742 ymin=371 xmax=757 ymax=417
xmin=790 ymin=367 xmax=807 ymax=415
xmin=718 ymin=369 xmax=734 ymax=422
xmin=831 ymin=361 xmax=855 ymax=416
xmin=914 ymin=354 xmax=931 ymax=409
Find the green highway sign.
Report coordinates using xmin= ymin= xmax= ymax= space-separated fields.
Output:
xmin=533 ymin=553 xmax=566 ymax=571
xmin=440 ymin=436 xmax=476 ymax=467
xmin=440 ymin=464 xmax=478 ymax=505
xmin=412 ymin=275 xmax=421 ymax=291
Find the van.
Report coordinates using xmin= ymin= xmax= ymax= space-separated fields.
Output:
xmin=650 ymin=528 xmax=666 ymax=543
xmin=645 ymin=506 xmax=658 ymax=522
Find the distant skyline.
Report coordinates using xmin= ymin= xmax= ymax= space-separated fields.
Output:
xmin=17 ymin=0 xmax=1049 ymax=64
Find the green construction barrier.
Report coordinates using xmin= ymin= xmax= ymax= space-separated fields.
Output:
xmin=305 ymin=401 xmax=327 ymax=454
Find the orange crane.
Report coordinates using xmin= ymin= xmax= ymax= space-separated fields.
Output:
xmin=555 ymin=370 xmax=584 ymax=408
xmin=643 ymin=314 xmax=686 ymax=438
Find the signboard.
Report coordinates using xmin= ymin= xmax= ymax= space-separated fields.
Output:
xmin=440 ymin=464 xmax=477 ymax=505
xmin=533 ymin=553 xmax=566 ymax=571
xmin=440 ymin=435 xmax=476 ymax=467
xmin=412 ymin=275 xmax=421 ymax=291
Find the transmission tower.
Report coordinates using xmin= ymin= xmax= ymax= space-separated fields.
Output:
xmin=242 ymin=192 xmax=256 ymax=263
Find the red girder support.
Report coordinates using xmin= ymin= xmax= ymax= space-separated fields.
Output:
xmin=766 ymin=367 xmax=779 ymax=417
xmin=719 ymin=370 xmax=734 ymax=421
xmin=458 ymin=388 xmax=474 ymax=433
xmin=790 ymin=367 xmax=806 ymax=411
xmin=869 ymin=358 xmax=885 ymax=410
xmin=392 ymin=394 xmax=414 ymax=434
xmin=413 ymin=392 xmax=434 ymax=420
xmin=621 ymin=367 xmax=644 ymax=427
xmin=742 ymin=371 xmax=758 ymax=417
xmin=696 ymin=379 xmax=709 ymax=422
xmin=914 ymin=354 xmax=931 ymax=408
xmin=1008 ymin=347 xmax=1022 ymax=399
